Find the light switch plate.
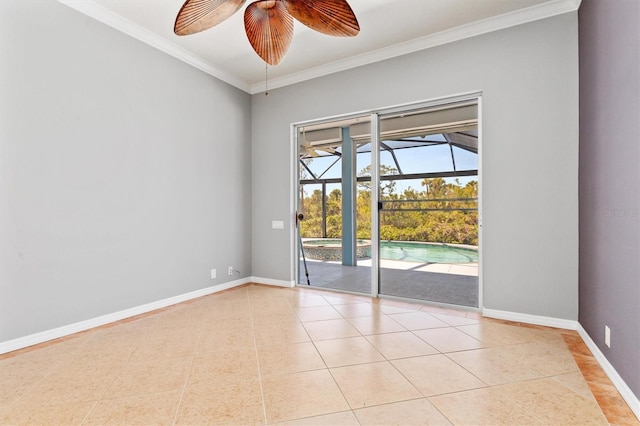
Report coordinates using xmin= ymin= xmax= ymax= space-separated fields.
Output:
xmin=272 ymin=220 xmax=284 ymax=229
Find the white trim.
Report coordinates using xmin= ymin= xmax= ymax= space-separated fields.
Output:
xmin=577 ymin=324 xmax=640 ymax=421
xmin=251 ymin=276 xmax=296 ymax=288
xmin=290 ymin=123 xmax=299 ymax=289
xmin=56 ymin=0 xmax=250 ymax=93
xmin=0 ymin=279 xmax=249 ymax=355
xmin=375 ymin=91 xmax=483 ymax=117
xmin=477 ymin=96 xmax=484 ymax=311
xmin=56 ymin=0 xmax=580 ymax=95
xmin=370 ymin=113 xmax=380 ymax=297
xmin=250 ymin=0 xmax=582 ymax=93
xmin=482 ymin=308 xmax=579 ymax=330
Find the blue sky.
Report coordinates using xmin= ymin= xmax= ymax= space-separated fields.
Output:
xmin=302 ymin=140 xmax=478 ymax=196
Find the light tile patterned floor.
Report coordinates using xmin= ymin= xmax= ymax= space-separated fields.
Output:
xmin=0 ymin=284 xmax=638 ymax=425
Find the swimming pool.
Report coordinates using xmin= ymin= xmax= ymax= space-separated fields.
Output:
xmin=303 ymin=239 xmax=372 ymax=261
xmin=303 ymin=239 xmax=477 ymax=263
xmin=380 ymin=241 xmax=478 ymax=263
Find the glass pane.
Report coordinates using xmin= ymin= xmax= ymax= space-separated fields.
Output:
xmin=297 ymin=116 xmax=371 ymax=294
xmin=378 ymin=107 xmax=480 ymax=308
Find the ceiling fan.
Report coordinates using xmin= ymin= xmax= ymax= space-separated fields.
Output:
xmin=174 ymin=0 xmax=360 ymax=65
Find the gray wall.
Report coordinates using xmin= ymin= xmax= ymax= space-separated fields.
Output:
xmin=0 ymin=1 xmax=252 ymax=342
xmin=579 ymin=0 xmax=640 ymax=398
xmin=251 ymin=13 xmax=579 ymax=320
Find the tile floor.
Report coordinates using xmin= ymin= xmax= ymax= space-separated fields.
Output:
xmin=1 ymin=284 xmax=638 ymax=425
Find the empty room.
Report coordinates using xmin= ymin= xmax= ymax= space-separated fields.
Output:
xmin=1 ymin=0 xmax=638 ymax=424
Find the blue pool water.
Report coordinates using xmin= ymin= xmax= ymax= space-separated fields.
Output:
xmin=379 ymin=241 xmax=478 ymax=264
xmin=303 ymin=239 xmax=477 ymax=263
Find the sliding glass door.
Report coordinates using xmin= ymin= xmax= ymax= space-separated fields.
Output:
xmin=376 ymin=102 xmax=479 ymax=307
xmin=296 ymin=116 xmax=372 ymax=293
xmin=295 ymin=96 xmax=480 ymax=308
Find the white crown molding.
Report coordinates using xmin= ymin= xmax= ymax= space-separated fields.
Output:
xmin=57 ymin=0 xmax=580 ymax=95
xmin=0 ymin=278 xmax=250 ymax=355
xmin=577 ymin=324 xmax=640 ymax=421
xmin=56 ymin=0 xmax=251 ymax=93
xmin=250 ymin=0 xmax=582 ymax=93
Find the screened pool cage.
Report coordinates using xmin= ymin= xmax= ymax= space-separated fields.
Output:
xmin=299 ymin=129 xmax=479 ymax=240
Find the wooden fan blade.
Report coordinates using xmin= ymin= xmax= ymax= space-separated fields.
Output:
xmin=244 ymin=0 xmax=294 ymax=65
xmin=174 ymin=0 xmax=246 ymax=36
xmin=283 ymin=0 xmax=359 ymax=37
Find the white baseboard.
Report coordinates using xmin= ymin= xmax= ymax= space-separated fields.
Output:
xmin=251 ymin=276 xmax=296 ymax=288
xmin=577 ymin=324 xmax=640 ymax=421
xmin=0 ymin=278 xmax=250 ymax=355
xmin=482 ymin=308 xmax=579 ymax=330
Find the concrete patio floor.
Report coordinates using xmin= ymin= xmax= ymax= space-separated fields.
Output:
xmin=299 ymin=258 xmax=479 ymax=308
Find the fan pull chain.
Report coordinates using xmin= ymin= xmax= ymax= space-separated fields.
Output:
xmin=265 ymin=62 xmax=269 ymax=96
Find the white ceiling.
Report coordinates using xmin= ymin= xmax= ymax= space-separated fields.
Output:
xmin=58 ymin=0 xmax=580 ymax=94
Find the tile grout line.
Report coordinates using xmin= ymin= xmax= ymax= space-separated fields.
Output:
xmin=169 ymin=314 xmax=205 ymax=426
xmin=315 ymin=293 xmax=363 ymax=424
xmin=1 ymin=359 xmax=59 ymax=416
xmin=78 ymin=322 xmax=154 ymax=426
xmin=434 ymin=329 xmax=609 ymax=423
xmin=288 ymin=292 xmax=366 ymax=422
xmin=320 ymin=293 xmax=450 ymax=421
xmin=389 ymin=324 xmax=469 ymax=425
xmin=330 ymin=294 xmax=470 ymax=423
xmin=247 ymin=286 xmax=269 ymax=425
xmin=74 ymin=312 xmax=159 ymax=424
xmin=563 ymin=335 xmax=637 ymax=424
xmin=78 ymin=401 xmax=100 ymax=426
xmin=1 ymin=285 xmax=634 ymax=425
xmin=79 ymin=362 xmax=128 ymax=425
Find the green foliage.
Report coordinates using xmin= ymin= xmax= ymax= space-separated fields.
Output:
xmin=357 ymin=164 xmax=399 ymax=197
xmin=300 ymin=178 xmax=478 ymax=245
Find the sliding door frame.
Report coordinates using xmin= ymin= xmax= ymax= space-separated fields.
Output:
xmin=291 ymin=91 xmax=483 ymax=310
xmin=370 ymin=113 xmax=380 ymax=297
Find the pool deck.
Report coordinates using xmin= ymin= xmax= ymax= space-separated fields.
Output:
xmin=371 ymin=258 xmax=477 ymax=276
xmin=300 ymin=258 xmax=479 ymax=308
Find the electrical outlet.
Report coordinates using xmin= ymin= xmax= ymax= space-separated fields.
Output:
xmin=605 ymin=325 xmax=611 ymax=348
xmin=211 ymin=269 xmax=216 ymax=279
xmin=228 ymin=266 xmax=233 ymax=275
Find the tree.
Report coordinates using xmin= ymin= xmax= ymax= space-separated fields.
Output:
xmin=299 ymin=172 xmax=478 ymax=245
xmin=357 ymin=164 xmax=399 ymax=197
